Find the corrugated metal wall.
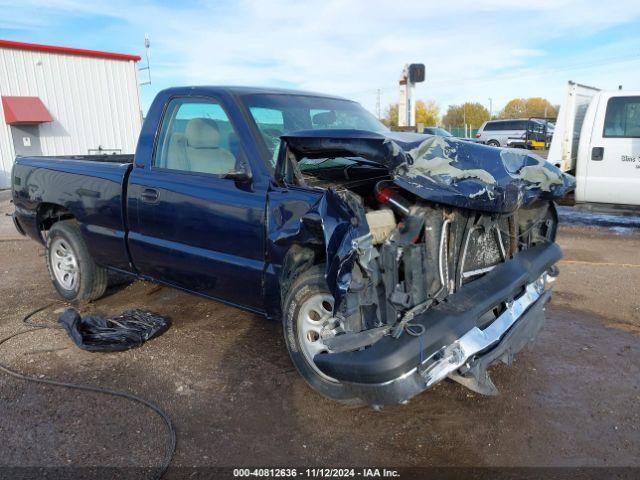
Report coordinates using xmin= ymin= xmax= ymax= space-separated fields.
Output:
xmin=0 ymin=47 xmax=142 ymax=188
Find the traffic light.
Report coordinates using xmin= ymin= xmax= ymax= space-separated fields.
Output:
xmin=408 ymin=63 xmax=425 ymax=83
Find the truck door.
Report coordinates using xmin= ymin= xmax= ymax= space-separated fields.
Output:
xmin=584 ymin=94 xmax=640 ymax=205
xmin=127 ymin=96 xmax=266 ymax=312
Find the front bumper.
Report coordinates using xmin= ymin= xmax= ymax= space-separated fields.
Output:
xmin=314 ymin=243 xmax=562 ymax=405
xmin=11 ymin=212 xmax=26 ymax=236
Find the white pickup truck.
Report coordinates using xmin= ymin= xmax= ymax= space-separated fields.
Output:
xmin=548 ymin=81 xmax=640 ymax=208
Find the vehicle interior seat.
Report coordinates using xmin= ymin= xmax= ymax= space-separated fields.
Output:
xmin=228 ymin=131 xmax=240 ymax=159
xmin=166 ymin=133 xmax=188 ymax=170
xmin=182 ymin=118 xmax=236 ymax=174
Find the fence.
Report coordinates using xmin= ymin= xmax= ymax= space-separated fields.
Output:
xmin=446 ymin=126 xmax=479 ymax=138
xmin=392 ymin=125 xmax=480 ymax=138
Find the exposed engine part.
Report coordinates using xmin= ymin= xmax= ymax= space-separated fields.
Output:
xmin=277 ymin=144 xmax=561 ymax=355
xmin=375 ymin=181 xmax=411 ymax=217
xmin=365 ymin=209 xmax=396 ymax=245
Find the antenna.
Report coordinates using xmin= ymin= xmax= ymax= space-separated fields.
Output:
xmin=139 ymin=34 xmax=152 ymax=86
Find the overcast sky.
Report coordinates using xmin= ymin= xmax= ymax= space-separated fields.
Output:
xmin=2 ymin=0 xmax=639 ymax=117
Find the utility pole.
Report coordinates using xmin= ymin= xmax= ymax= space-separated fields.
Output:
xmin=398 ymin=64 xmax=425 ymax=127
xmin=488 ymin=98 xmax=493 ymax=119
xmin=375 ymin=88 xmax=381 ymax=119
xmin=463 ymin=104 xmax=467 ymax=137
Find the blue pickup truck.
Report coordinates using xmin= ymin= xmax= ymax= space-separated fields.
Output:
xmin=11 ymin=86 xmax=574 ymax=406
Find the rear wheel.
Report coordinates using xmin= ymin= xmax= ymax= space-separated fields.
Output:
xmin=487 ymin=139 xmax=501 ymax=147
xmin=282 ymin=265 xmax=363 ymax=405
xmin=45 ymin=220 xmax=108 ymax=302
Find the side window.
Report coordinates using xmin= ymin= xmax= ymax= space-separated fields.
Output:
xmin=604 ymin=96 xmax=640 ymax=138
xmin=484 ymin=122 xmax=500 ymax=131
xmin=513 ymin=120 xmax=527 ymax=130
xmin=155 ymin=98 xmax=240 ymax=175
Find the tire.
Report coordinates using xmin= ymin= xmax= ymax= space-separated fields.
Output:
xmin=45 ymin=220 xmax=108 ymax=302
xmin=487 ymin=140 xmax=501 ymax=147
xmin=282 ymin=265 xmax=363 ymax=406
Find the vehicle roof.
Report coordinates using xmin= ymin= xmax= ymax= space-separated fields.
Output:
xmin=487 ymin=118 xmax=533 ymax=122
xmin=485 ymin=118 xmax=550 ymax=125
xmin=159 ymin=85 xmax=352 ymax=101
xmin=600 ymin=90 xmax=640 ymax=96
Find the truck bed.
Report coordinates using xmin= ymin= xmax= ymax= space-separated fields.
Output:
xmin=12 ymin=155 xmax=134 ymax=271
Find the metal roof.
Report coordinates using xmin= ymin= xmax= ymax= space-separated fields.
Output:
xmin=0 ymin=39 xmax=141 ymax=62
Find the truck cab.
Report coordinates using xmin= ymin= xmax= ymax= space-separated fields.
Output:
xmin=575 ymin=91 xmax=640 ymax=207
xmin=549 ymin=82 xmax=640 ymax=208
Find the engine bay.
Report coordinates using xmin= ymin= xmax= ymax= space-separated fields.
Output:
xmin=288 ymin=154 xmax=557 ymax=348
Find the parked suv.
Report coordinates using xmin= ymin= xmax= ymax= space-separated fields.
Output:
xmin=476 ymin=119 xmax=530 ymax=147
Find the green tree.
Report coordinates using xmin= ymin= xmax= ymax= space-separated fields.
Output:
xmin=382 ymin=103 xmax=399 ymax=127
xmin=382 ymin=99 xmax=440 ymax=127
xmin=499 ymin=97 xmax=557 ymax=119
xmin=416 ymin=100 xmax=440 ymax=126
xmin=442 ymin=102 xmax=490 ymax=128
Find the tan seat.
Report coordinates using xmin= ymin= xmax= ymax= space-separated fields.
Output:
xmin=166 ymin=133 xmax=189 ymax=170
xmin=183 ymin=118 xmax=237 ymax=174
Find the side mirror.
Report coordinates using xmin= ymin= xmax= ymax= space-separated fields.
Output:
xmin=223 ymin=166 xmax=252 ymax=182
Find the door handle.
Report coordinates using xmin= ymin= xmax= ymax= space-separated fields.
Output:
xmin=591 ymin=147 xmax=604 ymax=161
xmin=140 ymin=188 xmax=159 ymax=203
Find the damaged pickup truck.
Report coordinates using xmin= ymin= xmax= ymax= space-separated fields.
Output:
xmin=11 ymin=87 xmax=575 ymax=406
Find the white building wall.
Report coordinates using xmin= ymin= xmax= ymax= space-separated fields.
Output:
xmin=0 ymin=47 xmax=142 ymax=188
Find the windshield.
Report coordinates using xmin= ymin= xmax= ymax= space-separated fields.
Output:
xmin=241 ymin=93 xmax=388 ymax=165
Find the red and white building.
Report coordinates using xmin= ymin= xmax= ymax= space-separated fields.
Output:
xmin=0 ymin=39 xmax=143 ymax=188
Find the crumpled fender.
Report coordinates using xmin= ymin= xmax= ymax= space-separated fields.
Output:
xmin=271 ymin=187 xmax=369 ymax=308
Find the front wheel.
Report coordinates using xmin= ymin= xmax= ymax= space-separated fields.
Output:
xmin=45 ymin=220 xmax=108 ymax=302
xmin=282 ymin=265 xmax=363 ymax=405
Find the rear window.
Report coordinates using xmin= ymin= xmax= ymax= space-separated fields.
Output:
xmin=484 ymin=120 xmax=527 ymax=131
xmin=483 ymin=121 xmax=503 ymax=131
xmin=603 ymin=96 xmax=640 ymax=138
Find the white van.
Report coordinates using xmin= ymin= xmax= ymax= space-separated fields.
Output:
xmin=475 ymin=119 xmax=529 ymax=147
xmin=548 ymin=82 xmax=640 ymax=208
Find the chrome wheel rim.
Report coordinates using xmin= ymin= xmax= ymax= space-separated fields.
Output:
xmin=297 ymin=293 xmax=339 ymax=382
xmin=50 ymin=238 xmax=79 ymax=291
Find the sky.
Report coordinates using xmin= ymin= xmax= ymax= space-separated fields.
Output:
xmin=1 ymin=0 xmax=639 ymax=118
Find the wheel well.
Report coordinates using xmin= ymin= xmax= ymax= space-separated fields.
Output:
xmin=279 ymin=244 xmax=325 ymax=305
xmin=37 ymin=203 xmax=75 ymax=233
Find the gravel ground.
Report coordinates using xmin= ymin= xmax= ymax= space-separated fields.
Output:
xmin=0 ymin=199 xmax=638 ymax=474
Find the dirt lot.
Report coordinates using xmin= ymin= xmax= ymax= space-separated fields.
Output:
xmin=0 ymin=197 xmax=638 ymax=474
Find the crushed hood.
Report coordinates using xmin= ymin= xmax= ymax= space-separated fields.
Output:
xmin=280 ymin=129 xmax=575 ymax=213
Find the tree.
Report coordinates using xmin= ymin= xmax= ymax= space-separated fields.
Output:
xmin=442 ymin=102 xmax=490 ymax=129
xmin=382 ymin=103 xmax=399 ymax=127
xmin=415 ymin=100 xmax=440 ymax=126
xmin=499 ymin=97 xmax=557 ymax=119
xmin=382 ymin=99 xmax=439 ymax=127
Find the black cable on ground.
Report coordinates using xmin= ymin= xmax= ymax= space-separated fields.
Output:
xmin=0 ymin=302 xmax=176 ymax=480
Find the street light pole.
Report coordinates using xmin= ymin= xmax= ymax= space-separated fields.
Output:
xmin=463 ymin=104 xmax=467 ymax=137
xmin=398 ymin=63 xmax=425 ymax=128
